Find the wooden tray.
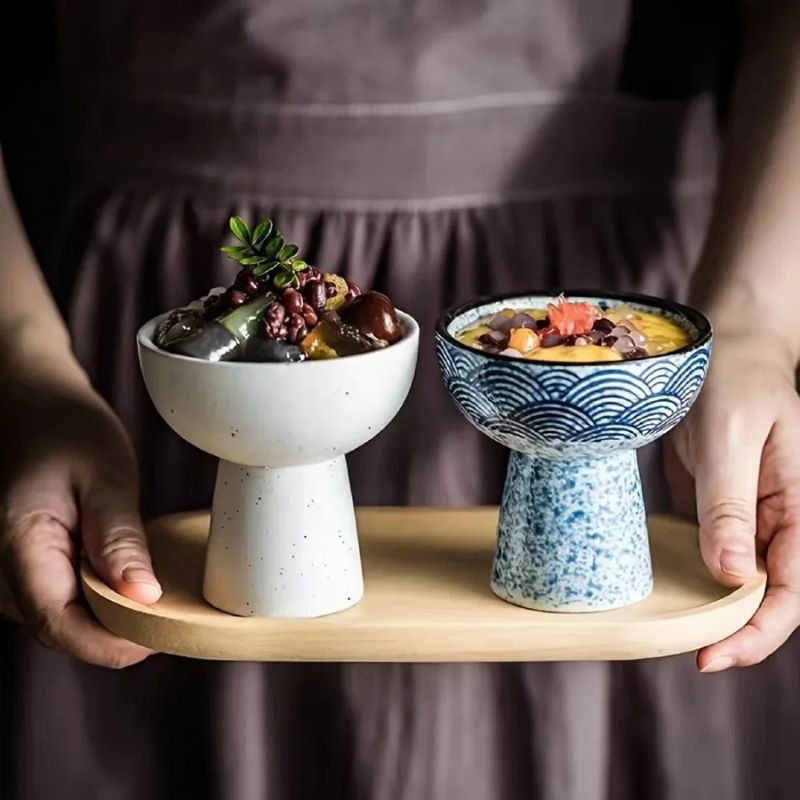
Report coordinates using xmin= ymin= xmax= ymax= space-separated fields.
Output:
xmin=81 ymin=508 xmax=765 ymax=662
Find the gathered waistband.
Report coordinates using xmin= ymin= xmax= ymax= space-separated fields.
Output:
xmin=67 ymin=89 xmax=719 ymax=211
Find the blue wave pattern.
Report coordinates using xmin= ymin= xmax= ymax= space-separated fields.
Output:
xmin=492 ymin=450 xmax=653 ymax=610
xmin=436 ymin=336 xmax=711 ymax=459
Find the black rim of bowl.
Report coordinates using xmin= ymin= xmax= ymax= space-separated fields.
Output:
xmin=436 ymin=289 xmax=712 ymax=366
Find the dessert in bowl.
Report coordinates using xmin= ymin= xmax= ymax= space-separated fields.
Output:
xmin=138 ymin=218 xmax=419 ymax=618
xmin=154 ymin=216 xmax=406 ymax=364
xmin=436 ymin=292 xmax=711 ymax=612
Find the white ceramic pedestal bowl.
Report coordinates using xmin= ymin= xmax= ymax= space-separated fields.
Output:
xmin=138 ymin=312 xmax=419 ymax=618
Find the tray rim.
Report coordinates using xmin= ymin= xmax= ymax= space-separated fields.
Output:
xmin=80 ymin=507 xmax=766 ymax=662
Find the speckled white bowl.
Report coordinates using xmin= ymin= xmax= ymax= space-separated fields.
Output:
xmin=138 ymin=312 xmax=419 ymax=618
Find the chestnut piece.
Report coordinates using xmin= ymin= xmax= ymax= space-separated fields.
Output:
xmin=338 ymin=291 xmax=403 ymax=344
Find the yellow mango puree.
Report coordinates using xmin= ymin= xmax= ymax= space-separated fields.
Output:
xmin=457 ymin=306 xmax=690 ymax=362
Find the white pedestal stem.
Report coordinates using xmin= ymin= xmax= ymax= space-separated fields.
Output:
xmin=202 ymin=457 xmax=363 ymax=617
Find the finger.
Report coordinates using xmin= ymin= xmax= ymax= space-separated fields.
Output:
xmin=698 ymin=585 xmax=798 ymax=672
xmin=693 ymin=412 xmax=766 ymax=587
xmin=79 ymin=476 xmax=162 ymax=605
xmin=40 ymin=602 xmax=153 ymax=669
xmin=698 ymin=530 xmax=800 ymax=671
xmin=4 ymin=512 xmax=153 ymax=667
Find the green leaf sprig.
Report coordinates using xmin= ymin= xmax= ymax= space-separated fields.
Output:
xmin=221 ymin=216 xmax=308 ymax=289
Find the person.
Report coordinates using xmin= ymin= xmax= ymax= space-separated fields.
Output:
xmin=2 ymin=1 xmax=800 ymax=798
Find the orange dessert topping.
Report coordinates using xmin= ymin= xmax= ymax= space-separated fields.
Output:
xmin=546 ymin=296 xmax=598 ymax=337
xmin=508 ymin=327 xmax=539 ymax=354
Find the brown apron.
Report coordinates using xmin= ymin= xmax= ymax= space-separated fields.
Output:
xmin=4 ymin=2 xmax=799 ymax=798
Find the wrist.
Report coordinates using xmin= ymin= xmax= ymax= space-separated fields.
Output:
xmin=1 ymin=321 xmax=92 ymax=397
xmin=691 ymin=274 xmax=800 ymax=367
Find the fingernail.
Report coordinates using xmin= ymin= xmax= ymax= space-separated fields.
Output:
xmin=719 ymin=549 xmax=753 ymax=577
xmin=122 ymin=566 xmax=161 ymax=589
xmin=701 ymin=655 xmax=736 ymax=673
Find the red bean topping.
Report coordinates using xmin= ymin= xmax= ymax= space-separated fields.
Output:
xmin=601 ymin=335 xmax=617 ymax=347
xmin=593 ymin=318 xmax=614 ymax=334
xmin=623 ymin=347 xmax=649 ymax=360
xmin=509 ymin=313 xmax=537 ymax=330
xmin=235 ymin=270 xmax=260 ymax=295
xmin=282 ymin=288 xmax=304 ymax=315
xmin=540 ymin=332 xmax=563 ymax=348
xmin=347 ymin=281 xmax=363 ymax=297
xmin=629 ymin=329 xmax=647 ymax=347
xmin=266 ymin=301 xmax=285 ymax=325
xmin=226 ymin=288 xmax=248 ymax=307
xmin=287 ymin=313 xmax=307 ymax=344
xmin=479 ymin=330 xmax=510 ymax=348
xmin=489 ymin=312 xmax=514 ymax=332
xmin=306 ymin=281 xmax=327 ymax=311
xmin=613 ymin=335 xmax=636 ymax=355
xmin=302 ymin=303 xmax=318 ymax=329
xmin=262 ymin=301 xmax=287 ymax=338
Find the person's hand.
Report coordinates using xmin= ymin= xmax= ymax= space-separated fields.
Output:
xmin=665 ymin=333 xmax=800 ymax=672
xmin=0 ymin=375 xmax=161 ymax=668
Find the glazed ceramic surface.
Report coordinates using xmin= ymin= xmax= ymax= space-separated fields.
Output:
xmin=138 ymin=311 xmax=419 ymax=617
xmin=436 ymin=292 xmax=711 ymax=612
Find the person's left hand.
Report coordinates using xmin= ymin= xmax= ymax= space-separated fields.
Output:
xmin=665 ymin=333 xmax=800 ymax=672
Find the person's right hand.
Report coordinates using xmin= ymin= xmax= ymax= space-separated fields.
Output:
xmin=0 ymin=375 xmax=161 ymax=668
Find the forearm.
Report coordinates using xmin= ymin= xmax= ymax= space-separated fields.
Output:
xmin=691 ymin=1 xmax=800 ymax=363
xmin=0 ymin=148 xmax=90 ymax=389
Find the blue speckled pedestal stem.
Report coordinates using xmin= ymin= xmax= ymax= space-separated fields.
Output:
xmin=492 ymin=450 xmax=653 ymax=612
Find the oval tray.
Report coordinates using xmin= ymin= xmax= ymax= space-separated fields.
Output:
xmin=81 ymin=508 xmax=765 ymax=661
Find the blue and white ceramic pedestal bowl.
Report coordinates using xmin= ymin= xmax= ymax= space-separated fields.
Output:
xmin=436 ymin=292 xmax=712 ymax=612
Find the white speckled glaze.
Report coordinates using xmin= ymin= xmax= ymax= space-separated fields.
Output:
xmin=204 ymin=459 xmax=362 ymax=617
xmin=138 ymin=311 xmax=418 ymax=617
xmin=436 ymin=292 xmax=711 ymax=612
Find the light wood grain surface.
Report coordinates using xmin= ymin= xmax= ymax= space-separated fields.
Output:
xmin=81 ymin=508 xmax=766 ymax=662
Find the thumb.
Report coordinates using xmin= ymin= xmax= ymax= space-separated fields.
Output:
xmin=694 ymin=417 xmax=762 ymax=588
xmin=80 ymin=477 xmax=162 ymax=605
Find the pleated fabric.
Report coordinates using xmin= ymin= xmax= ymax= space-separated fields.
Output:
xmin=5 ymin=2 xmax=800 ymax=799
